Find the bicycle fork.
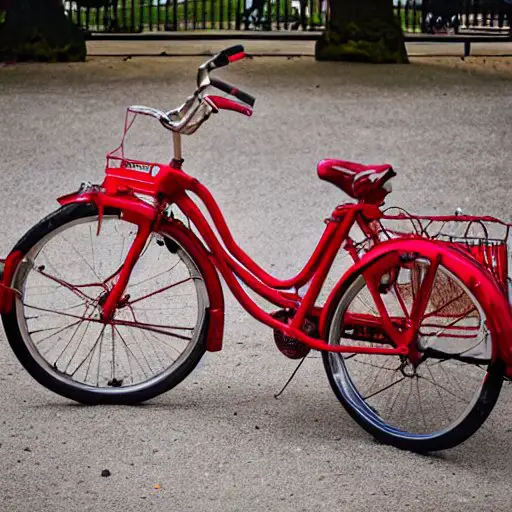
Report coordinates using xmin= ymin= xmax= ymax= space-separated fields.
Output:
xmin=99 ymin=220 xmax=153 ymax=322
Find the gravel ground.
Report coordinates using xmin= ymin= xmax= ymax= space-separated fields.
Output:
xmin=0 ymin=55 xmax=511 ymax=512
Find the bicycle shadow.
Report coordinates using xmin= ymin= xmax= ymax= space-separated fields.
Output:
xmin=28 ymin=379 xmax=512 ymax=473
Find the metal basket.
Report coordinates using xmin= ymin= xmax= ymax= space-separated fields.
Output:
xmin=377 ymin=207 xmax=511 ymax=294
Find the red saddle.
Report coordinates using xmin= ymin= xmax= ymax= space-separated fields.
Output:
xmin=317 ymin=159 xmax=396 ymax=204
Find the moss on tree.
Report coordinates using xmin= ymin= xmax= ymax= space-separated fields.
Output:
xmin=0 ymin=0 xmax=86 ymax=62
xmin=316 ymin=0 xmax=408 ymax=64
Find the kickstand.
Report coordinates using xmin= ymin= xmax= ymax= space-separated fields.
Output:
xmin=274 ymin=356 xmax=307 ymax=399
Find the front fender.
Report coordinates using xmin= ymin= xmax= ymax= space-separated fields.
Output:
xmin=0 ymin=250 xmax=23 ymax=314
xmin=58 ymin=187 xmax=158 ymax=225
xmin=159 ymin=217 xmax=225 ymax=352
xmin=319 ymin=237 xmax=512 ymax=373
xmin=57 ymin=187 xmax=225 ymax=352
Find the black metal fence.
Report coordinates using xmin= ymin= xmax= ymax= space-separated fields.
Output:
xmin=64 ymin=1 xmax=511 ymax=34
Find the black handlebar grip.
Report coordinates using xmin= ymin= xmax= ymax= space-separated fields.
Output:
xmin=221 ymin=45 xmax=245 ymax=58
xmin=210 ymin=45 xmax=246 ymax=69
xmin=211 ymin=53 xmax=229 ymax=69
xmin=210 ymin=77 xmax=256 ymax=107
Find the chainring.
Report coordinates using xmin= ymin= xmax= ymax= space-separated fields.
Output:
xmin=272 ymin=310 xmax=313 ymax=360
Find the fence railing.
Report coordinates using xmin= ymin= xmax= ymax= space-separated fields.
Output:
xmin=64 ymin=1 xmax=511 ymax=35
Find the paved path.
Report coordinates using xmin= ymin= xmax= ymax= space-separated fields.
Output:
xmin=0 ymin=56 xmax=511 ymax=512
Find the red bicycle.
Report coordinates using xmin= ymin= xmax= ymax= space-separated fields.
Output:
xmin=2 ymin=45 xmax=512 ymax=452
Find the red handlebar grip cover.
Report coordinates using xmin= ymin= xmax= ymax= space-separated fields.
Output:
xmin=228 ymin=52 xmax=245 ymax=63
xmin=205 ymin=95 xmax=253 ymax=117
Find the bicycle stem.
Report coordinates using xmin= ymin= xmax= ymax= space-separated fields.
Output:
xmin=172 ymin=131 xmax=182 ymax=162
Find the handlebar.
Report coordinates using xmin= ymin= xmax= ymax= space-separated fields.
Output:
xmin=196 ymin=45 xmax=255 ymax=107
xmin=141 ymin=45 xmax=255 ymax=134
xmin=209 ymin=77 xmax=255 ymax=108
xmin=204 ymin=44 xmax=246 ymax=71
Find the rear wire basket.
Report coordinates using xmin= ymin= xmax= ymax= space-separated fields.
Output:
xmin=376 ymin=207 xmax=511 ymax=296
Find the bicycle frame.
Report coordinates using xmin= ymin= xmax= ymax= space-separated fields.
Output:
xmin=44 ymin=141 xmax=511 ymax=375
xmin=54 ymin=154 xmax=406 ymax=354
xmin=1 ymin=142 xmax=512 ymax=377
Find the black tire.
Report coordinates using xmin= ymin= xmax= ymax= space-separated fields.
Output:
xmin=322 ymin=251 xmax=504 ymax=452
xmin=2 ymin=203 xmax=211 ymax=405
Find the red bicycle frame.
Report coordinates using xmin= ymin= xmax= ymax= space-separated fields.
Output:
xmin=46 ymin=156 xmax=512 ymax=375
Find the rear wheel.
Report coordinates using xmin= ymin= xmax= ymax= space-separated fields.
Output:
xmin=323 ymin=248 xmax=504 ymax=452
xmin=2 ymin=203 xmax=211 ymax=404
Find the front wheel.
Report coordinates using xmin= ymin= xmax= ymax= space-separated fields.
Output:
xmin=2 ymin=203 xmax=212 ymax=405
xmin=323 ymin=247 xmax=504 ymax=452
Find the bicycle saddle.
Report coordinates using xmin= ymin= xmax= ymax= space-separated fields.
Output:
xmin=317 ymin=159 xmax=396 ymax=204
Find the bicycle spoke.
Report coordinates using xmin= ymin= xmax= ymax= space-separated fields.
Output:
xmin=24 ymin=303 xmax=102 ymax=325
xmin=437 ymin=361 xmax=469 ymax=396
xmin=24 ymin=286 xmax=66 ymax=299
xmin=417 ymin=374 xmax=469 ymax=404
xmin=401 ymin=378 xmax=414 ymax=418
xmin=115 ymin=225 xmax=127 ymax=267
xmin=137 ymin=308 xmax=185 ymax=358
xmin=415 ymin=376 xmax=429 ymax=432
xmin=129 ymin=259 xmax=181 ymax=289
xmin=139 ymin=328 xmax=168 ymax=369
xmin=27 ymin=301 xmax=90 ymax=316
xmin=112 ymin=319 xmax=193 ymax=341
xmin=62 ymin=234 xmax=103 ymax=283
xmin=61 ymin=312 xmax=95 ymax=372
xmin=127 ymin=277 xmax=193 ymax=306
xmin=111 ymin=325 xmax=116 ymax=384
xmin=421 ymin=306 xmax=478 ymax=338
xmin=423 ymin=291 xmax=466 ymax=320
xmin=126 ymin=325 xmax=154 ymax=375
xmin=140 ymin=323 xmax=184 ymax=358
xmin=84 ymin=326 xmax=104 ymax=384
xmin=359 ymin=353 xmax=400 ymax=398
xmin=38 ymin=251 xmax=63 ymax=280
xmin=386 ymin=375 xmax=405 ymax=417
xmin=113 ymin=326 xmax=149 ymax=381
xmin=95 ymin=325 xmax=106 ymax=386
xmin=70 ymin=324 xmax=105 ymax=378
xmin=425 ymin=363 xmax=452 ymax=423
xmin=349 ymin=357 xmax=399 ymax=372
xmin=34 ymin=267 xmax=102 ymax=302
xmin=32 ymin=320 xmax=83 ymax=346
xmin=363 ymin=376 xmax=406 ymax=400
xmin=89 ymin=225 xmax=96 ymax=275
xmin=129 ymin=303 xmax=195 ymax=313
xmin=392 ymin=281 xmax=410 ymax=319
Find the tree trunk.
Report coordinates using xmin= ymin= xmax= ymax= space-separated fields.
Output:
xmin=0 ymin=0 xmax=86 ymax=62
xmin=315 ymin=0 xmax=408 ymax=63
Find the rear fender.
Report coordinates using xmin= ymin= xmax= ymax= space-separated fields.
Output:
xmin=319 ymin=237 xmax=512 ymax=371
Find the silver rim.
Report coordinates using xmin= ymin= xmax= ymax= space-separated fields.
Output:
xmin=326 ymin=257 xmax=491 ymax=440
xmin=12 ymin=214 xmax=209 ymax=396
